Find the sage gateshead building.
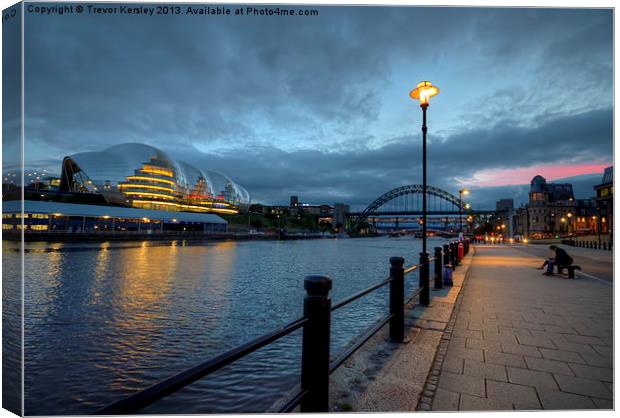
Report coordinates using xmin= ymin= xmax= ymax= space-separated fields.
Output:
xmin=59 ymin=143 xmax=250 ymax=214
xmin=3 ymin=143 xmax=251 ymax=236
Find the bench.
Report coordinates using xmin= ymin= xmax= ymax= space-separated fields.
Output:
xmin=556 ymin=265 xmax=581 ymax=279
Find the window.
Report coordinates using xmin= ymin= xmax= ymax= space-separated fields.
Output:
xmin=30 ymin=225 xmax=48 ymax=231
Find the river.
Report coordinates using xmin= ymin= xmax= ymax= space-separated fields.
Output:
xmin=3 ymin=235 xmax=448 ymax=414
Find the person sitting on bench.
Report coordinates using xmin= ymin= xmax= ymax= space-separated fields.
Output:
xmin=538 ymin=245 xmax=573 ymax=276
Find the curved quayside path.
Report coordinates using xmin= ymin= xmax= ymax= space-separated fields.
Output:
xmin=430 ymin=245 xmax=612 ymax=410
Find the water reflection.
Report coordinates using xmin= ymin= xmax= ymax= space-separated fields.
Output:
xmin=15 ymin=236 xmax=448 ymax=414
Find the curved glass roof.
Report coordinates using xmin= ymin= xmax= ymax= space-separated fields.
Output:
xmin=63 ymin=143 xmax=250 ymax=207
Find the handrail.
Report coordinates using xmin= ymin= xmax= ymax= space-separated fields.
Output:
xmin=404 ymin=264 xmax=419 ymax=275
xmin=277 ymin=389 xmax=309 ymax=413
xmin=329 ymin=313 xmax=393 ymax=374
xmin=406 ymin=287 xmax=424 ymax=305
xmin=93 ymin=240 xmax=469 ymax=415
xmin=94 ymin=316 xmax=309 ymax=415
xmin=331 ymin=277 xmax=392 ymax=311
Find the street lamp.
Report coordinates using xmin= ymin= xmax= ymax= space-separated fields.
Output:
xmin=410 ymin=80 xmax=440 ymax=254
xmin=458 ymin=188 xmax=469 ymax=235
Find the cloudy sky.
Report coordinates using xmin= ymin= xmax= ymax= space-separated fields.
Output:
xmin=6 ymin=4 xmax=613 ymax=209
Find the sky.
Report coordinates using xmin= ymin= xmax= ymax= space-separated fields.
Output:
xmin=3 ymin=4 xmax=614 ymax=209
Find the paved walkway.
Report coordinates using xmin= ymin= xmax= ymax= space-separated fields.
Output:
xmin=514 ymin=243 xmax=613 ymax=282
xmin=431 ymin=245 xmax=613 ymax=411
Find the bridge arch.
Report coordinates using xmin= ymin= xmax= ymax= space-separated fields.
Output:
xmin=355 ymin=184 xmax=465 ymax=223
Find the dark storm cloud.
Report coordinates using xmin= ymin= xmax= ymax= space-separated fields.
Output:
xmin=166 ymin=107 xmax=612 ymax=208
xmin=18 ymin=6 xmax=613 ymax=208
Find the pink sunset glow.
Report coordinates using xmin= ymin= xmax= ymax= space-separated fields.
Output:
xmin=467 ymin=163 xmax=611 ymax=187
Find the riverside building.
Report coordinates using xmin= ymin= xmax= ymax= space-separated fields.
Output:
xmin=3 ymin=143 xmax=250 ymax=236
xmin=510 ymin=175 xmax=577 ymax=238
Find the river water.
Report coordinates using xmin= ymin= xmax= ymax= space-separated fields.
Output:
xmin=4 ymin=236 xmax=448 ymax=415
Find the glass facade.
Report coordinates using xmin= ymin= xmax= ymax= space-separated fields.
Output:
xmin=59 ymin=143 xmax=250 ymax=214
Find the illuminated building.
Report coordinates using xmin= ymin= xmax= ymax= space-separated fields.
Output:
xmin=59 ymin=143 xmax=250 ymax=215
xmin=594 ymin=166 xmax=613 ymax=236
xmin=2 ymin=200 xmax=227 ymax=235
xmin=510 ymin=175 xmax=585 ymax=238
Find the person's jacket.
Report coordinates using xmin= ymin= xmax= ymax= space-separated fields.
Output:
xmin=554 ymin=248 xmax=573 ymax=265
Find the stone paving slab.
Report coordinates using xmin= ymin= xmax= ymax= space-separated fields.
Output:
xmin=430 ymin=245 xmax=613 ymax=411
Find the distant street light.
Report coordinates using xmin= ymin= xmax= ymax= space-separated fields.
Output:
xmin=410 ymin=80 xmax=440 ymax=254
xmin=458 ymin=188 xmax=469 ymax=235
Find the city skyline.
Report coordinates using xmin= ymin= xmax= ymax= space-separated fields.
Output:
xmin=4 ymin=5 xmax=613 ymax=209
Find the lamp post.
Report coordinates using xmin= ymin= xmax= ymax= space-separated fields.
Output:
xmin=410 ymin=81 xmax=439 ymax=254
xmin=458 ymin=188 xmax=469 ymax=236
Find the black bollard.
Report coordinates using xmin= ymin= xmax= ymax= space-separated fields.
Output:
xmin=443 ymin=244 xmax=450 ymax=267
xmin=609 ymin=242 xmax=612 ymax=251
xmin=450 ymin=242 xmax=456 ymax=267
xmin=453 ymin=242 xmax=460 ymax=267
xmin=419 ymin=252 xmax=430 ymax=306
xmin=389 ymin=257 xmax=405 ymax=342
xmin=603 ymin=242 xmax=607 ymax=250
xmin=301 ymin=276 xmax=332 ymax=412
xmin=434 ymin=247 xmax=443 ymax=289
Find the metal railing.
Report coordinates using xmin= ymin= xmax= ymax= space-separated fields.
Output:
xmin=563 ymin=239 xmax=612 ymax=251
xmin=95 ymin=239 xmax=470 ymax=415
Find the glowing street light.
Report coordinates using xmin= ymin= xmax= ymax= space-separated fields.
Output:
xmin=410 ymin=80 xmax=440 ymax=308
xmin=458 ymin=188 xmax=469 ymax=235
xmin=410 ymin=80 xmax=440 ymax=255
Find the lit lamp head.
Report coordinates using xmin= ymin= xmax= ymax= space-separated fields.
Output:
xmin=459 ymin=188 xmax=470 ymax=196
xmin=410 ymin=81 xmax=439 ymax=108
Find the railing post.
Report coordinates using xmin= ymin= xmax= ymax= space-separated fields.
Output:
xmin=451 ymin=242 xmax=458 ymax=267
xmin=603 ymin=242 xmax=607 ymax=250
xmin=434 ymin=247 xmax=443 ymax=289
xmin=301 ymin=276 xmax=332 ymax=413
xmin=389 ymin=257 xmax=405 ymax=342
xmin=419 ymin=252 xmax=430 ymax=306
